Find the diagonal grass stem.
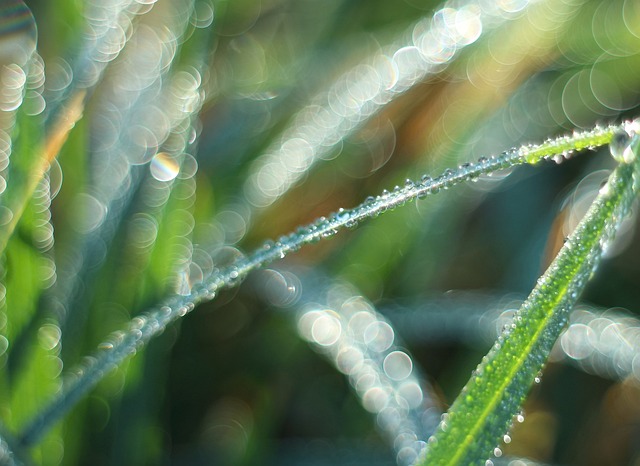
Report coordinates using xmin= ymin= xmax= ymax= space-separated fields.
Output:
xmin=17 ymin=123 xmax=627 ymax=447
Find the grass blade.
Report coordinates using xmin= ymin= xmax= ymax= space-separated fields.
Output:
xmin=15 ymin=123 xmax=625 ymax=448
xmin=418 ymin=125 xmax=640 ymax=465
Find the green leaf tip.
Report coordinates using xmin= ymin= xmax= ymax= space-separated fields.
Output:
xmin=418 ymin=125 xmax=640 ymax=466
xmin=522 ymin=124 xmax=619 ymax=165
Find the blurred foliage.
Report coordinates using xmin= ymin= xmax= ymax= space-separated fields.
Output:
xmin=0 ymin=0 xmax=638 ymax=464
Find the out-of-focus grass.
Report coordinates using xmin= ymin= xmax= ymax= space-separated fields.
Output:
xmin=0 ymin=0 xmax=639 ymax=464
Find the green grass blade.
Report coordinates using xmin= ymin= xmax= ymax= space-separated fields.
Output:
xmin=418 ymin=128 xmax=640 ymax=465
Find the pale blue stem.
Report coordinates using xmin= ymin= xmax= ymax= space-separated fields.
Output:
xmin=18 ymin=125 xmax=622 ymax=446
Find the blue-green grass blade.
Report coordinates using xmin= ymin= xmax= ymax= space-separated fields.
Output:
xmin=418 ymin=130 xmax=640 ymax=465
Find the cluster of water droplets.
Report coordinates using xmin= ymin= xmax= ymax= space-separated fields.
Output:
xmin=596 ymin=121 xmax=640 ymax=255
xmin=243 ymin=126 xmax=623 ymax=264
xmin=419 ymin=121 xmax=640 ymax=465
xmin=20 ymin=287 xmax=201 ymax=447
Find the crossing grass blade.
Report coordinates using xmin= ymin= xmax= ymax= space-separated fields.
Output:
xmin=418 ymin=131 xmax=640 ymax=465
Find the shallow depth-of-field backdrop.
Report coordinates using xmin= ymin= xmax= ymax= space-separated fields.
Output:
xmin=2 ymin=0 xmax=640 ymax=464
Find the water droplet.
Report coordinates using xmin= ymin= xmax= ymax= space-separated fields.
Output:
xmin=228 ymin=267 xmax=240 ymax=281
xmin=418 ymin=175 xmax=432 ymax=198
xmin=262 ymin=240 xmax=275 ymax=251
xmin=609 ymin=130 xmax=637 ymax=164
xmin=345 ymin=217 xmax=358 ymax=229
xmin=336 ymin=208 xmax=349 ymax=223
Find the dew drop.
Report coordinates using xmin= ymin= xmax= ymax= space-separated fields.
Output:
xmin=345 ymin=218 xmax=358 ymax=229
xmin=609 ymin=130 xmax=637 ymax=164
xmin=262 ymin=240 xmax=274 ymax=251
xmin=336 ymin=208 xmax=350 ymax=223
xmin=228 ymin=268 xmax=240 ymax=281
xmin=418 ymin=175 xmax=432 ymax=198
xmin=441 ymin=169 xmax=454 ymax=188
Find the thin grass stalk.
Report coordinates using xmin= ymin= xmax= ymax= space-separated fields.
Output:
xmin=16 ymin=123 xmax=624 ymax=447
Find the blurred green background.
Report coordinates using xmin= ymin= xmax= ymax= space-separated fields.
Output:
xmin=2 ymin=0 xmax=640 ymax=464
